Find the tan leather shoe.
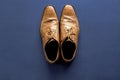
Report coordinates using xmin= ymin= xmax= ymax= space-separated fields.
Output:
xmin=60 ymin=5 xmax=80 ymax=63
xmin=40 ymin=6 xmax=59 ymax=63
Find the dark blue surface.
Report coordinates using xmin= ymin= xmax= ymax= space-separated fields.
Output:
xmin=0 ymin=0 xmax=120 ymax=80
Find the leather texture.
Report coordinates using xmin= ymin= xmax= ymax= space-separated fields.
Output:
xmin=60 ymin=5 xmax=80 ymax=62
xmin=40 ymin=6 xmax=59 ymax=63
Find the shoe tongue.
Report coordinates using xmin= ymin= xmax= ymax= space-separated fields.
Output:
xmin=65 ymin=37 xmax=73 ymax=42
xmin=48 ymin=38 xmax=56 ymax=43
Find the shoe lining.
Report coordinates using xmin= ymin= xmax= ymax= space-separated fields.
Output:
xmin=45 ymin=39 xmax=59 ymax=61
xmin=62 ymin=38 xmax=76 ymax=59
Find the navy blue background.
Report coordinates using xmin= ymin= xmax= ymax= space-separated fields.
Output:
xmin=0 ymin=0 xmax=120 ymax=80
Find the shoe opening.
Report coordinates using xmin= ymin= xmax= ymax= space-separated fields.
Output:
xmin=45 ymin=39 xmax=59 ymax=61
xmin=62 ymin=38 xmax=76 ymax=60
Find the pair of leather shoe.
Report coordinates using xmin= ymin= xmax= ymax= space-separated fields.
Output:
xmin=40 ymin=5 xmax=80 ymax=63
